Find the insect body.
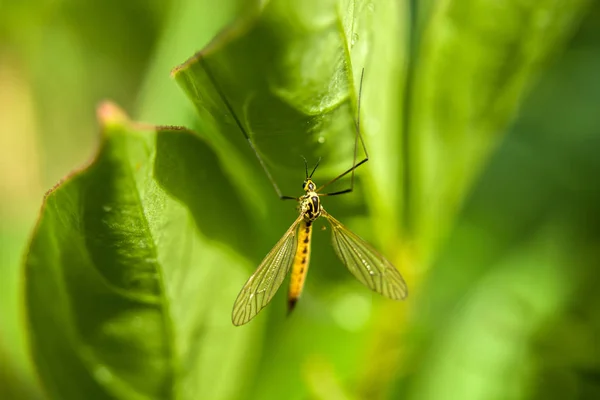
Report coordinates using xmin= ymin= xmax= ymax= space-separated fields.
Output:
xmin=288 ymin=180 xmax=320 ymax=311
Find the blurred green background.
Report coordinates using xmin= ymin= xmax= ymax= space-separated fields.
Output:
xmin=1 ymin=0 xmax=600 ymax=399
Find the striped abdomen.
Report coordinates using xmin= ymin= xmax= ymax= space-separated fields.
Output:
xmin=288 ymin=219 xmax=312 ymax=312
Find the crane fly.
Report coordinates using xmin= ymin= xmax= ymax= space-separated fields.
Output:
xmin=199 ymin=60 xmax=408 ymax=326
xmin=231 ymin=158 xmax=408 ymax=326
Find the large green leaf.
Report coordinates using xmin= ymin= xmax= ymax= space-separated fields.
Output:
xmin=389 ymin=6 xmax=600 ymax=399
xmin=172 ymin=3 xmax=412 ymax=399
xmin=408 ymin=0 xmax=591 ymax=262
xmin=25 ymin=104 xmax=261 ymax=400
xmin=171 ymin=0 xmax=410 ymax=297
xmin=408 ymin=226 xmax=573 ymax=400
xmin=173 ymin=0 xmax=369 ymax=210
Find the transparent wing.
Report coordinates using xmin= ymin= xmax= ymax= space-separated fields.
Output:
xmin=232 ymin=216 xmax=303 ymax=326
xmin=322 ymin=210 xmax=408 ymax=300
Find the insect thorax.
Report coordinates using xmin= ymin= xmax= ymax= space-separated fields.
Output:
xmin=300 ymin=191 xmax=321 ymax=222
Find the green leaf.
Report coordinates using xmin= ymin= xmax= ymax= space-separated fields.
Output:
xmin=406 ymin=226 xmax=572 ymax=400
xmin=408 ymin=0 xmax=591 ymax=262
xmin=171 ymin=0 xmax=411 ymax=290
xmin=25 ymin=104 xmax=261 ymax=400
xmin=337 ymin=0 xmax=409 ymax=250
xmin=172 ymin=0 xmax=365 ymax=210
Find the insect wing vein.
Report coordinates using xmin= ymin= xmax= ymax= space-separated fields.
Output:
xmin=322 ymin=210 xmax=407 ymax=300
xmin=232 ymin=216 xmax=303 ymax=325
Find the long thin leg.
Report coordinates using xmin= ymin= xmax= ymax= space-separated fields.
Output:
xmin=317 ymin=68 xmax=369 ymax=196
xmin=199 ymin=57 xmax=296 ymax=201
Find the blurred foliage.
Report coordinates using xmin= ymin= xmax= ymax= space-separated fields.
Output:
xmin=1 ymin=0 xmax=600 ymax=400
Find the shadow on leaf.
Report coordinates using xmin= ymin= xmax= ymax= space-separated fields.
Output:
xmin=154 ymin=128 xmax=254 ymax=258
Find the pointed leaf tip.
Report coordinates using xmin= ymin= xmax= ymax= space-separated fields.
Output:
xmin=96 ymin=101 xmax=130 ymax=128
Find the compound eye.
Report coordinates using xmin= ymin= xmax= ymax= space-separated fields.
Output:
xmin=302 ymin=181 xmax=307 ymax=189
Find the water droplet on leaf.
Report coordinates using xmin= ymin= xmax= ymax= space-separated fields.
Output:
xmin=94 ymin=365 xmax=113 ymax=383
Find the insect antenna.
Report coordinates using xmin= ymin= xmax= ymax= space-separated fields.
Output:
xmin=301 ymin=155 xmax=309 ymax=179
xmin=310 ymin=157 xmax=322 ymax=178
